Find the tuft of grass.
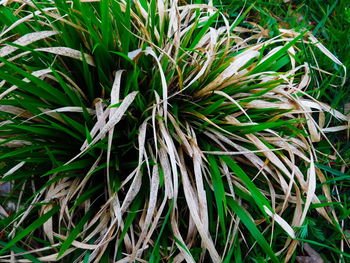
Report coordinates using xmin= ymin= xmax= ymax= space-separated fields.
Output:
xmin=0 ymin=0 xmax=348 ymax=262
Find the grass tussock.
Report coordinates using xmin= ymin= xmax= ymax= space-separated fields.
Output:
xmin=0 ymin=0 xmax=349 ymax=262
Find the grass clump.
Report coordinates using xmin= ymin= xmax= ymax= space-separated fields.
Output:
xmin=0 ymin=0 xmax=348 ymax=262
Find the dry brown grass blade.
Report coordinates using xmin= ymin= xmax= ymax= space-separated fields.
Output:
xmin=3 ymin=162 xmax=25 ymax=179
xmin=308 ymin=34 xmax=346 ymax=85
xmin=145 ymin=47 xmax=168 ymax=122
xmin=195 ymin=49 xmax=260 ymax=96
xmin=106 ymin=70 xmax=124 ymax=196
xmin=263 ymin=206 xmax=295 ymax=238
xmin=0 ymin=51 xmax=28 ymax=67
xmin=7 ymin=187 xmax=45 ymax=238
xmin=0 ymin=139 xmax=32 ymax=147
xmin=0 ymin=68 xmax=52 ymax=99
xmin=20 ymin=106 xmax=95 ymax=125
xmin=168 ymin=113 xmax=193 ymax=156
xmin=178 ymin=148 xmax=221 ymax=262
xmin=299 ymin=154 xmax=316 ymax=225
xmin=35 ymin=47 xmax=95 ymax=66
xmin=0 ymin=31 xmax=57 ymax=57
xmin=0 ymin=0 xmax=347 ymax=261
xmin=132 ymin=165 xmax=159 ymax=258
xmin=159 ymin=143 xmax=175 ymax=199
xmin=159 ymin=120 xmax=180 ymax=199
xmin=171 ymin=211 xmax=197 ymax=263
xmin=80 ymin=109 xmax=110 ymax=151
xmin=140 ymin=196 xmax=167 ymax=256
xmin=192 ymin=142 xmax=209 ymax=232
xmin=0 ymin=8 xmax=57 ymax=39
xmin=68 ymin=91 xmax=138 ymax=165
xmin=119 ymin=121 xmax=148 ymax=215
xmin=95 ymin=98 xmax=107 ymax=135
xmin=41 ymin=204 xmax=55 ymax=245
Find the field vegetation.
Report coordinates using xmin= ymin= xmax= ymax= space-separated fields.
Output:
xmin=0 ymin=0 xmax=349 ymax=262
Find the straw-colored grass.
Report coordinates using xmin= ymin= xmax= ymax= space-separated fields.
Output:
xmin=0 ymin=0 xmax=348 ymax=262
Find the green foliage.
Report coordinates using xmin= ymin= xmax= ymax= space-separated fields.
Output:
xmin=0 ymin=0 xmax=348 ymax=262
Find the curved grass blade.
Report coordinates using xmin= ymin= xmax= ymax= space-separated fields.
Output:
xmin=227 ymin=199 xmax=279 ymax=263
xmin=0 ymin=205 xmax=60 ymax=256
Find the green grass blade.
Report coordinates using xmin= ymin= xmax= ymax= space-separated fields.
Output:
xmin=208 ymin=155 xmax=227 ymax=239
xmin=250 ymin=30 xmax=307 ymax=75
xmin=221 ymin=156 xmax=271 ymax=214
xmin=0 ymin=205 xmax=60 ymax=256
xmin=189 ymin=11 xmax=219 ymax=49
xmin=0 ymin=241 xmax=42 ymax=263
xmin=57 ymin=210 xmax=93 ymax=259
xmin=227 ymin=199 xmax=279 ymax=263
